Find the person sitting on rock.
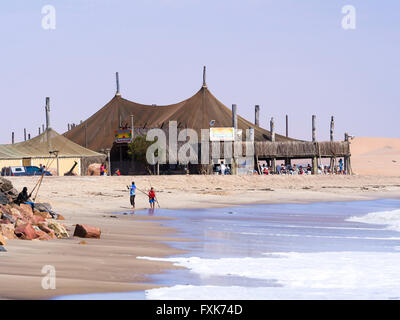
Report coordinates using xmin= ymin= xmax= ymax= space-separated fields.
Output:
xmin=14 ymin=187 xmax=35 ymax=210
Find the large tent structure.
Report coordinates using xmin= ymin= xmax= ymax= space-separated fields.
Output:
xmin=0 ymin=129 xmax=105 ymax=176
xmin=65 ymin=73 xmax=295 ymax=153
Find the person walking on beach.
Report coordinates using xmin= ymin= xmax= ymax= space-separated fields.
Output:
xmin=148 ymin=187 xmax=156 ymax=209
xmin=127 ymin=181 xmax=136 ymax=209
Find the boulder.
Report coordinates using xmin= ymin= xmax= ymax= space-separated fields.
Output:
xmin=87 ymin=163 xmax=101 ymax=176
xmin=32 ymin=215 xmax=46 ymax=225
xmin=1 ymin=212 xmax=15 ymax=224
xmin=38 ymin=223 xmax=56 ymax=239
xmin=47 ymin=220 xmax=69 ymax=238
xmin=0 ymin=246 xmax=6 ymax=252
xmin=0 ymin=191 xmax=9 ymax=205
xmin=73 ymin=224 xmax=101 ymax=239
xmin=0 ymin=233 xmax=6 ymax=246
xmin=14 ymin=223 xmax=38 ymax=240
xmin=33 ymin=210 xmax=52 ymax=219
xmin=0 ymin=178 xmax=13 ymax=193
xmin=32 ymin=226 xmax=52 ymax=241
xmin=35 ymin=203 xmax=58 ymax=219
xmin=0 ymin=224 xmax=16 ymax=240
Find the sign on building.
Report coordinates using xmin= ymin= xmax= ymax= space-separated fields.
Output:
xmin=210 ymin=127 xmax=235 ymax=141
xmin=114 ymin=129 xmax=132 ymax=143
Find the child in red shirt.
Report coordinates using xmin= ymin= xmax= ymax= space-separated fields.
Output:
xmin=148 ymin=187 xmax=156 ymax=209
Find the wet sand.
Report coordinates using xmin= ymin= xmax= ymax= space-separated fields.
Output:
xmin=1 ymin=175 xmax=399 ymax=299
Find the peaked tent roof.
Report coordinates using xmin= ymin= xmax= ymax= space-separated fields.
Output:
xmin=0 ymin=128 xmax=103 ymax=159
xmin=64 ymin=86 xmax=297 ymax=152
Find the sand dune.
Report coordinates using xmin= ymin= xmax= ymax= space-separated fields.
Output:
xmin=350 ymin=137 xmax=400 ymax=176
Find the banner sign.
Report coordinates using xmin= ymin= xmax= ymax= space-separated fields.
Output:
xmin=114 ymin=129 xmax=132 ymax=143
xmin=210 ymin=127 xmax=235 ymax=141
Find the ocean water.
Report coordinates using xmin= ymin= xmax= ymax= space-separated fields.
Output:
xmin=57 ymin=199 xmax=400 ymax=300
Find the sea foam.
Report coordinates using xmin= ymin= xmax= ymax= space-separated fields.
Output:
xmin=347 ymin=209 xmax=400 ymax=232
xmin=138 ymin=251 xmax=400 ymax=300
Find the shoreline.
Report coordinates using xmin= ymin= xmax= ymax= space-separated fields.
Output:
xmin=0 ymin=175 xmax=399 ymax=299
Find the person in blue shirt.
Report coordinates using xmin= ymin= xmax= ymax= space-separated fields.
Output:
xmin=127 ymin=181 xmax=136 ymax=209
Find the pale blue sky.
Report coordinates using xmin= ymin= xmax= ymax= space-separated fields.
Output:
xmin=0 ymin=0 xmax=399 ymax=144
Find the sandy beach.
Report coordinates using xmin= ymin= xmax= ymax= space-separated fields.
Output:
xmin=0 ymin=173 xmax=399 ymax=299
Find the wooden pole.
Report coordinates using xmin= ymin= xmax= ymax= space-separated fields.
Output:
xmin=202 ymin=66 xmax=207 ymax=88
xmin=12 ymin=132 xmax=14 ymax=144
xmin=116 ymin=72 xmax=121 ymax=96
xmin=24 ymin=128 xmax=26 ymax=141
xmin=39 ymin=127 xmax=41 ymax=135
xmin=330 ymin=116 xmax=335 ymax=172
xmin=312 ymin=115 xmax=318 ymax=174
xmin=255 ymin=105 xmax=260 ymax=126
xmin=42 ymin=124 xmax=45 ymax=133
xmin=286 ymin=114 xmax=289 ymax=138
xmin=28 ymin=133 xmax=31 ymax=140
xmin=270 ymin=117 xmax=276 ymax=173
xmin=232 ymin=104 xmax=237 ymax=175
xmin=130 ymin=114 xmax=134 ymax=141
xmin=85 ymin=123 xmax=88 ymax=148
xmin=45 ymin=97 xmax=50 ymax=129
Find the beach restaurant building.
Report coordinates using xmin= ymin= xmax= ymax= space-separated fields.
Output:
xmin=64 ymin=68 xmax=351 ymax=175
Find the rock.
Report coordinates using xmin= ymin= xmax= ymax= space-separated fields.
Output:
xmin=0 ymin=177 xmax=13 ymax=193
xmin=32 ymin=226 xmax=52 ymax=241
xmin=0 ymin=224 xmax=16 ymax=240
xmin=1 ymin=212 xmax=15 ymax=224
xmin=0 ymin=246 xmax=6 ymax=252
xmin=0 ymin=191 xmax=9 ymax=205
xmin=47 ymin=220 xmax=69 ymax=238
xmin=73 ymin=224 xmax=101 ymax=239
xmin=38 ymin=223 xmax=57 ymax=239
xmin=0 ymin=233 xmax=7 ymax=246
xmin=35 ymin=203 xmax=58 ymax=219
xmin=87 ymin=163 xmax=101 ymax=176
xmin=32 ymin=215 xmax=46 ymax=225
xmin=14 ymin=223 xmax=38 ymax=240
xmin=33 ymin=210 xmax=52 ymax=219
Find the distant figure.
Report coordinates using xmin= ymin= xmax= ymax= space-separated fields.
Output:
xmin=39 ymin=163 xmax=44 ymax=173
xmin=114 ymin=168 xmax=121 ymax=176
xmin=100 ymin=164 xmax=105 ymax=176
xmin=14 ymin=187 xmax=34 ymax=210
xmin=220 ymin=162 xmax=226 ymax=175
xmin=127 ymin=181 xmax=136 ymax=209
xmin=339 ymin=159 xmax=344 ymax=174
xmin=148 ymin=187 xmax=156 ymax=209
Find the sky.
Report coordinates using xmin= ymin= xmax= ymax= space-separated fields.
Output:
xmin=0 ymin=0 xmax=399 ymax=144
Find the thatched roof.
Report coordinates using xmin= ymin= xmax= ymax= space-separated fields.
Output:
xmin=64 ymin=86 xmax=297 ymax=152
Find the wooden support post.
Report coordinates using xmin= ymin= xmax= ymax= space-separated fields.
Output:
xmin=330 ymin=116 xmax=335 ymax=172
xmin=202 ymin=66 xmax=207 ymax=88
xmin=45 ymin=97 xmax=50 ymax=129
xmin=286 ymin=114 xmax=289 ymax=138
xmin=85 ymin=123 xmax=88 ymax=148
xmin=232 ymin=104 xmax=238 ymax=175
xmin=42 ymin=124 xmax=45 ymax=133
xmin=344 ymin=132 xmax=352 ymax=175
xmin=11 ymin=132 xmax=14 ymax=144
xmin=24 ymin=128 xmax=26 ymax=141
xmin=255 ymin=105 xmax=260 ymax=126
xmin=312 ymin=115 xmax=318 ymax=175
xmin=130 ymin=114 xmax=134 ymax=142
xmin=116 ymin=72 xmax=121 ymax=96
xmin=38 ymin=127 xmax=41 ymax=135
xmin=270 ymin=117 xmax=276 ymax=173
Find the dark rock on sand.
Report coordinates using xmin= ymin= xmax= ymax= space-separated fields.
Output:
xmin=73 ymin=224 xmax=101 ymax=239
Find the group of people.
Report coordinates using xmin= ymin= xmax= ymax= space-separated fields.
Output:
xmin=259 ymin=159 xmax=348 ymax=175
xmin=215 ymin=162 xmax=232 ymax=175
xmin=127 ymin=181 xmax=157 ymax=209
